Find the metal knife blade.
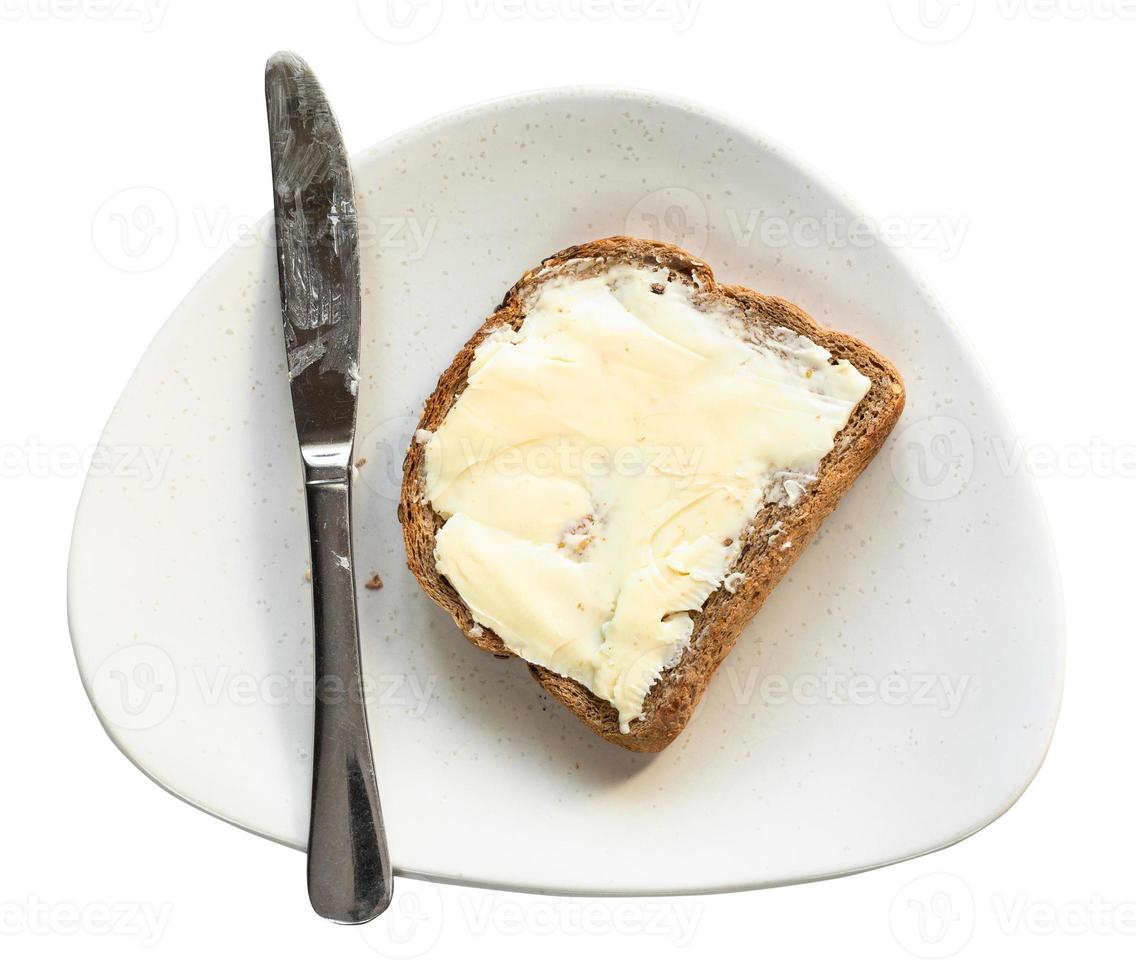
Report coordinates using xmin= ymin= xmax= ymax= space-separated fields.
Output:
xmin=265 ymin=50 xmax=392 ymax=925
xmin=265 ymin=50 xmax=360 ymax=470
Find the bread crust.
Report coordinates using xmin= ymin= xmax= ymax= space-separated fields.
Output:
xmin=399 ymin=237 xmax=905 ymax=752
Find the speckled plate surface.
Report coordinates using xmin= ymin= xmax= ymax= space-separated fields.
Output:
xmin=68 ymin=88 xmax=1063 ymax=895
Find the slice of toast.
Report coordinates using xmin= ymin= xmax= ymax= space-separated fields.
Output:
xmin=399 ymin=237 xmax=905 ymax=752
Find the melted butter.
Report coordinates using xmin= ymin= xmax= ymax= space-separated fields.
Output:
xmin=425 ymin=264 xmax=870 ymax=731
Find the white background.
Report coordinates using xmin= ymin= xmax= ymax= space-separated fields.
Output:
xmin=1 ymin=0 xmax=1131 ymax=973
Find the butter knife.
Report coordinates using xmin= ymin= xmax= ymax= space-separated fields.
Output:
xmin=264 ymin=50 xmax=392 ymax=924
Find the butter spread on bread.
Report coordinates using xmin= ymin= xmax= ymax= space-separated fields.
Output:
xmin=420 ymin=263 xmax=870 ymax=732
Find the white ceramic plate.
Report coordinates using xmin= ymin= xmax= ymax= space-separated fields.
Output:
xmin=68 ymin=87 xmax=1063 ymax=895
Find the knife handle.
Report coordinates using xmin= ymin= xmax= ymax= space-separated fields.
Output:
xmin=304 ymin=474 xmax=392 ymax=923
